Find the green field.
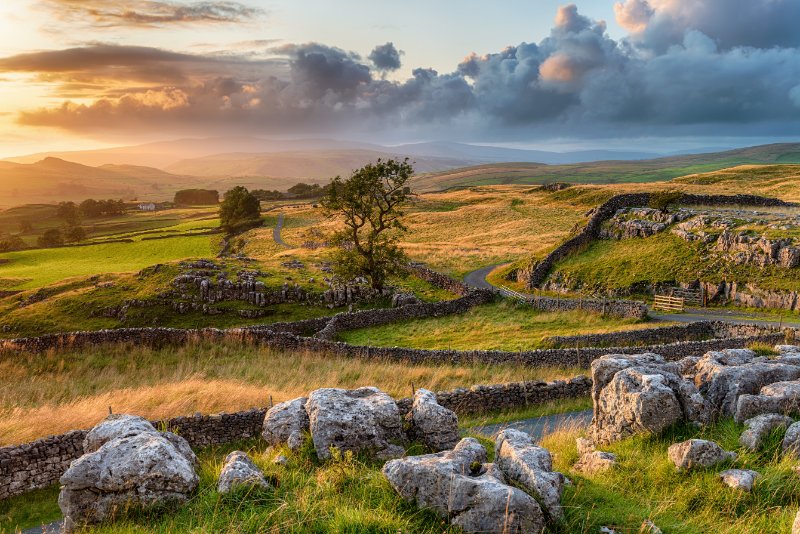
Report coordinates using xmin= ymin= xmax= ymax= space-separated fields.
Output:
xmin=339 ymin=300 xmax=652 ymax=351
xmin=0 ymin=235 xmax=218 ymax=290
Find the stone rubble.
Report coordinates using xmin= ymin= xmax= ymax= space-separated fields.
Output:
xmin=719 ymin=469 xmax=760 ymax=492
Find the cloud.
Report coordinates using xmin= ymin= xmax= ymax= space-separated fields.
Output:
xmin=39 ymin=0 xmax=263 ymax=28
xmin=369 ymin=42 xmax=403 ymax=71
xmin=6 ymin=3 xmax=800 ymax=141
xmin=615 ymin=0 xmax=800 ymax=52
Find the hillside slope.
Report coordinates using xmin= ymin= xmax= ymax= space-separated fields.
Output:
xmin=412 ymin=143 xmax=800 ymax=191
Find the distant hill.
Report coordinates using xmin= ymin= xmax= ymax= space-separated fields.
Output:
xmin=4 ymin=137 xmax=664 ymax=170
xmin=411 ymin=143 xmax=800 ymax=191
xmin=0 ymin=158 xmax=198 ymax=206
xmin=164 ymin=149 xmax=479 ymax=179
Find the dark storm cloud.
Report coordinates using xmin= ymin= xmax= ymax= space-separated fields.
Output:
xmin=40 ymin=0 xmax=263 ymax=28
xmin=7 ymin=1 xmax=800 ymax=139
xmin=368 ymin=43 xmax=403 ymax=71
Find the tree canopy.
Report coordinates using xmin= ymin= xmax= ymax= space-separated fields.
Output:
xmin=321 ymin=158 xmax=414 ymax=290
xmin=219 ymin=186 xmax=261 ymax=232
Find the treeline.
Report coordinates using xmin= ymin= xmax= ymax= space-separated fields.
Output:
xmin=174 ymin=189 xmax=219 ymax=206
xmin=57 ymin=199 xmax=126 ymax=220
xmin=252 ymin=182 xmax=330 ymax=201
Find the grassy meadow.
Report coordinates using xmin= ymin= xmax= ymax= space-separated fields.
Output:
xmin=339 ymin=300 xmax=654 ymax=351
xmin=0 ymin=340 xmax=582 ymax=445
xmin=5 ymin=411 xmax=800 ymax=533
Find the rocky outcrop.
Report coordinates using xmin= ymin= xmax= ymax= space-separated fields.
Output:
xmin=739 ymin=414 xmax=793 ymax=450
xmin=693 ymin=349 xmax=800 ymax=419
xmin=667 ymin=439 xmax=736 ymax=471
xmin=261 ymin=397 xmax=309 ymax=451
xmin=58 ymin=416 xmax=199 ymax=528
xmin=735 ymin=381 xmax=800 ymax=422
xmin=406 ymin=389 xmax=459 ymax=452
xmin=382 ymin=438 xmax=545 ymax=533
xmin=590 ymin=354 xmax=709 ymax=444
xmin=495 ymin=429 xmax=565 ymax=522
xmin=719 ymin=469 xmax=760 ymax=492
xmin=305 ymin=387 xmax=405 ymax=460
xmin=391 ymin=292 xmax=422 ymax=308
xmin=217 ymin=451 xmax=270 ymax=494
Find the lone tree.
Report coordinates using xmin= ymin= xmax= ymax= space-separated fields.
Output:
xmin=321 ymin=158 xmax=414 ymax=290
xmin=219 ymin=186 xmax=261 ymax=232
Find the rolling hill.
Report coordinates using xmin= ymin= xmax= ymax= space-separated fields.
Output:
xmin=411 ymin=143 xmax=800 ymax=191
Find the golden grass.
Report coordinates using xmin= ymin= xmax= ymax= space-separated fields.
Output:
xmin=0 ymin=341 xmax=581 ymax=445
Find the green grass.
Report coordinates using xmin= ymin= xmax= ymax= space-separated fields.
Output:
xmin=6 ymin=415 xmax=800 ymax=533
xmin=543 ymin=420 xmax=800 ymax=533
xmin=0 ymin=235 xmax=218 ymax=290
xmin=550 ymin=232 xmax=800 ymax=294
xmin=338 ymin=300 xmax=651 ymax=351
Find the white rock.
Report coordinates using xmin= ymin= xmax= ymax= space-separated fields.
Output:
xmin=83 ymin=414 xmax=158 ymax=453
xmin=59 ymin=432 xmax=199 ymax=527
xmin=262 ymin=397 xmax=309 ymax=451
xmin=739 ymin=413 xmax=793 ymax=450
xmin=668 ymin=439 xmax=736 ymax=471
xmin=407 ymin=388 xmax=459 ymax=451
xmin=305 ymin=387 xmax=405 ymax=460
xmin=495 ymin=428 xmax=565 ymax=522
xmin=719 ymin=469 xmax=760 ymax=492
xmin=217 ymin=451 xmax=270 ymax=494
xmin=383 ymin=438 xmax=545 ymax=533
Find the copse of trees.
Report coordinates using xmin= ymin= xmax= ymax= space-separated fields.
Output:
xmin=251 ymin=189 xmax=284 ymax=201
xmin=37 ymin=228 xmax=64 ymax=247
xmin=251 ymin=182 xmax=331 ymax=202
xmin=219 ymin=186 xmax=262 ymax=232
xmin=321 ymin=158 xmax=414 ymax=291
xmin=0 ymin=234 xmax=26 ymax=253
xmin=79 ymin=199 xmax=126 ymax=218
xmin=174 ymin=189 xmax=219 ymax=206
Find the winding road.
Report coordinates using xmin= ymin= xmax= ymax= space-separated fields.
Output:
xmin=273 ymin=213 xmax=289 ymax=247
xmin=470 ymin=410 xmax=593 ymax=441
xmin=463 ymin=264 xmax=800 ymax=328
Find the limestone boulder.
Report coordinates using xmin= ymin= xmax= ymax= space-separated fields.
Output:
xmin=382 ymin=438 xmax=545 ymax=533
xmin=735 ymin=381 xmax=800 ymax=423
xmin=59 ymin=431 xmax=198 ymax=528
xmin=794 ymin=508 xmax=800 ymax=534
xmin=693 ymin=349 xmax=800 ymax=418
xmin=83 ymin=414 xmax=158 ymax=453
xmin=262 ymin=397 xmax=309 ymax=451
xmin=739 ymin=414 xmax=793 ymax=450
xmin=217 ymin=451 xmax=270 ymax=494
xmin=668 ymin=439 xmax=736 ymax=471
xmin=590 ymin=354 xmax=709 ymax=444
xmin=719 ymin=469 xmax=760 ymax=492
xmin=574 ymin=450 xmax=617 ymax=475
xmin=406 ymin=388 xmax=459 ymax=452
xmin=305 ymin=387 xmax=405 ymax=460
xmin=391 ymin=292 xmax=422 ymax=308
xmin=494 ymin=429 xmax=564 ymax=521
xmin=783 ymin=421 xmax=800 ymax=458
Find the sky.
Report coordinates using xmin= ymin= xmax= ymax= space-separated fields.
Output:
xmin=0 ymin=0 xmax=799 ymax=157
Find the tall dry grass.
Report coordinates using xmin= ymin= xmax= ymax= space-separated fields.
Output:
xmin=0 ymin=341 xmax=581 ymax=445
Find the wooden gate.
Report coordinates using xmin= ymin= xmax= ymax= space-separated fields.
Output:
xmin=653 ymin=294 xmax=685 ymax=312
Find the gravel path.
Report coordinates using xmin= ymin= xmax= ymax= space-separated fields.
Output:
xmin=273 ymin=213 xmax=289 ymax=247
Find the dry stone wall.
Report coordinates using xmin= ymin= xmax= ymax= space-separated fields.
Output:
xmin=520 ymin=193 xmax=795 ymax=289
xmin=0 ymin=377 xmax=589 ymax=500
xmin=523 ymin=294 xmax=647 ymax=320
